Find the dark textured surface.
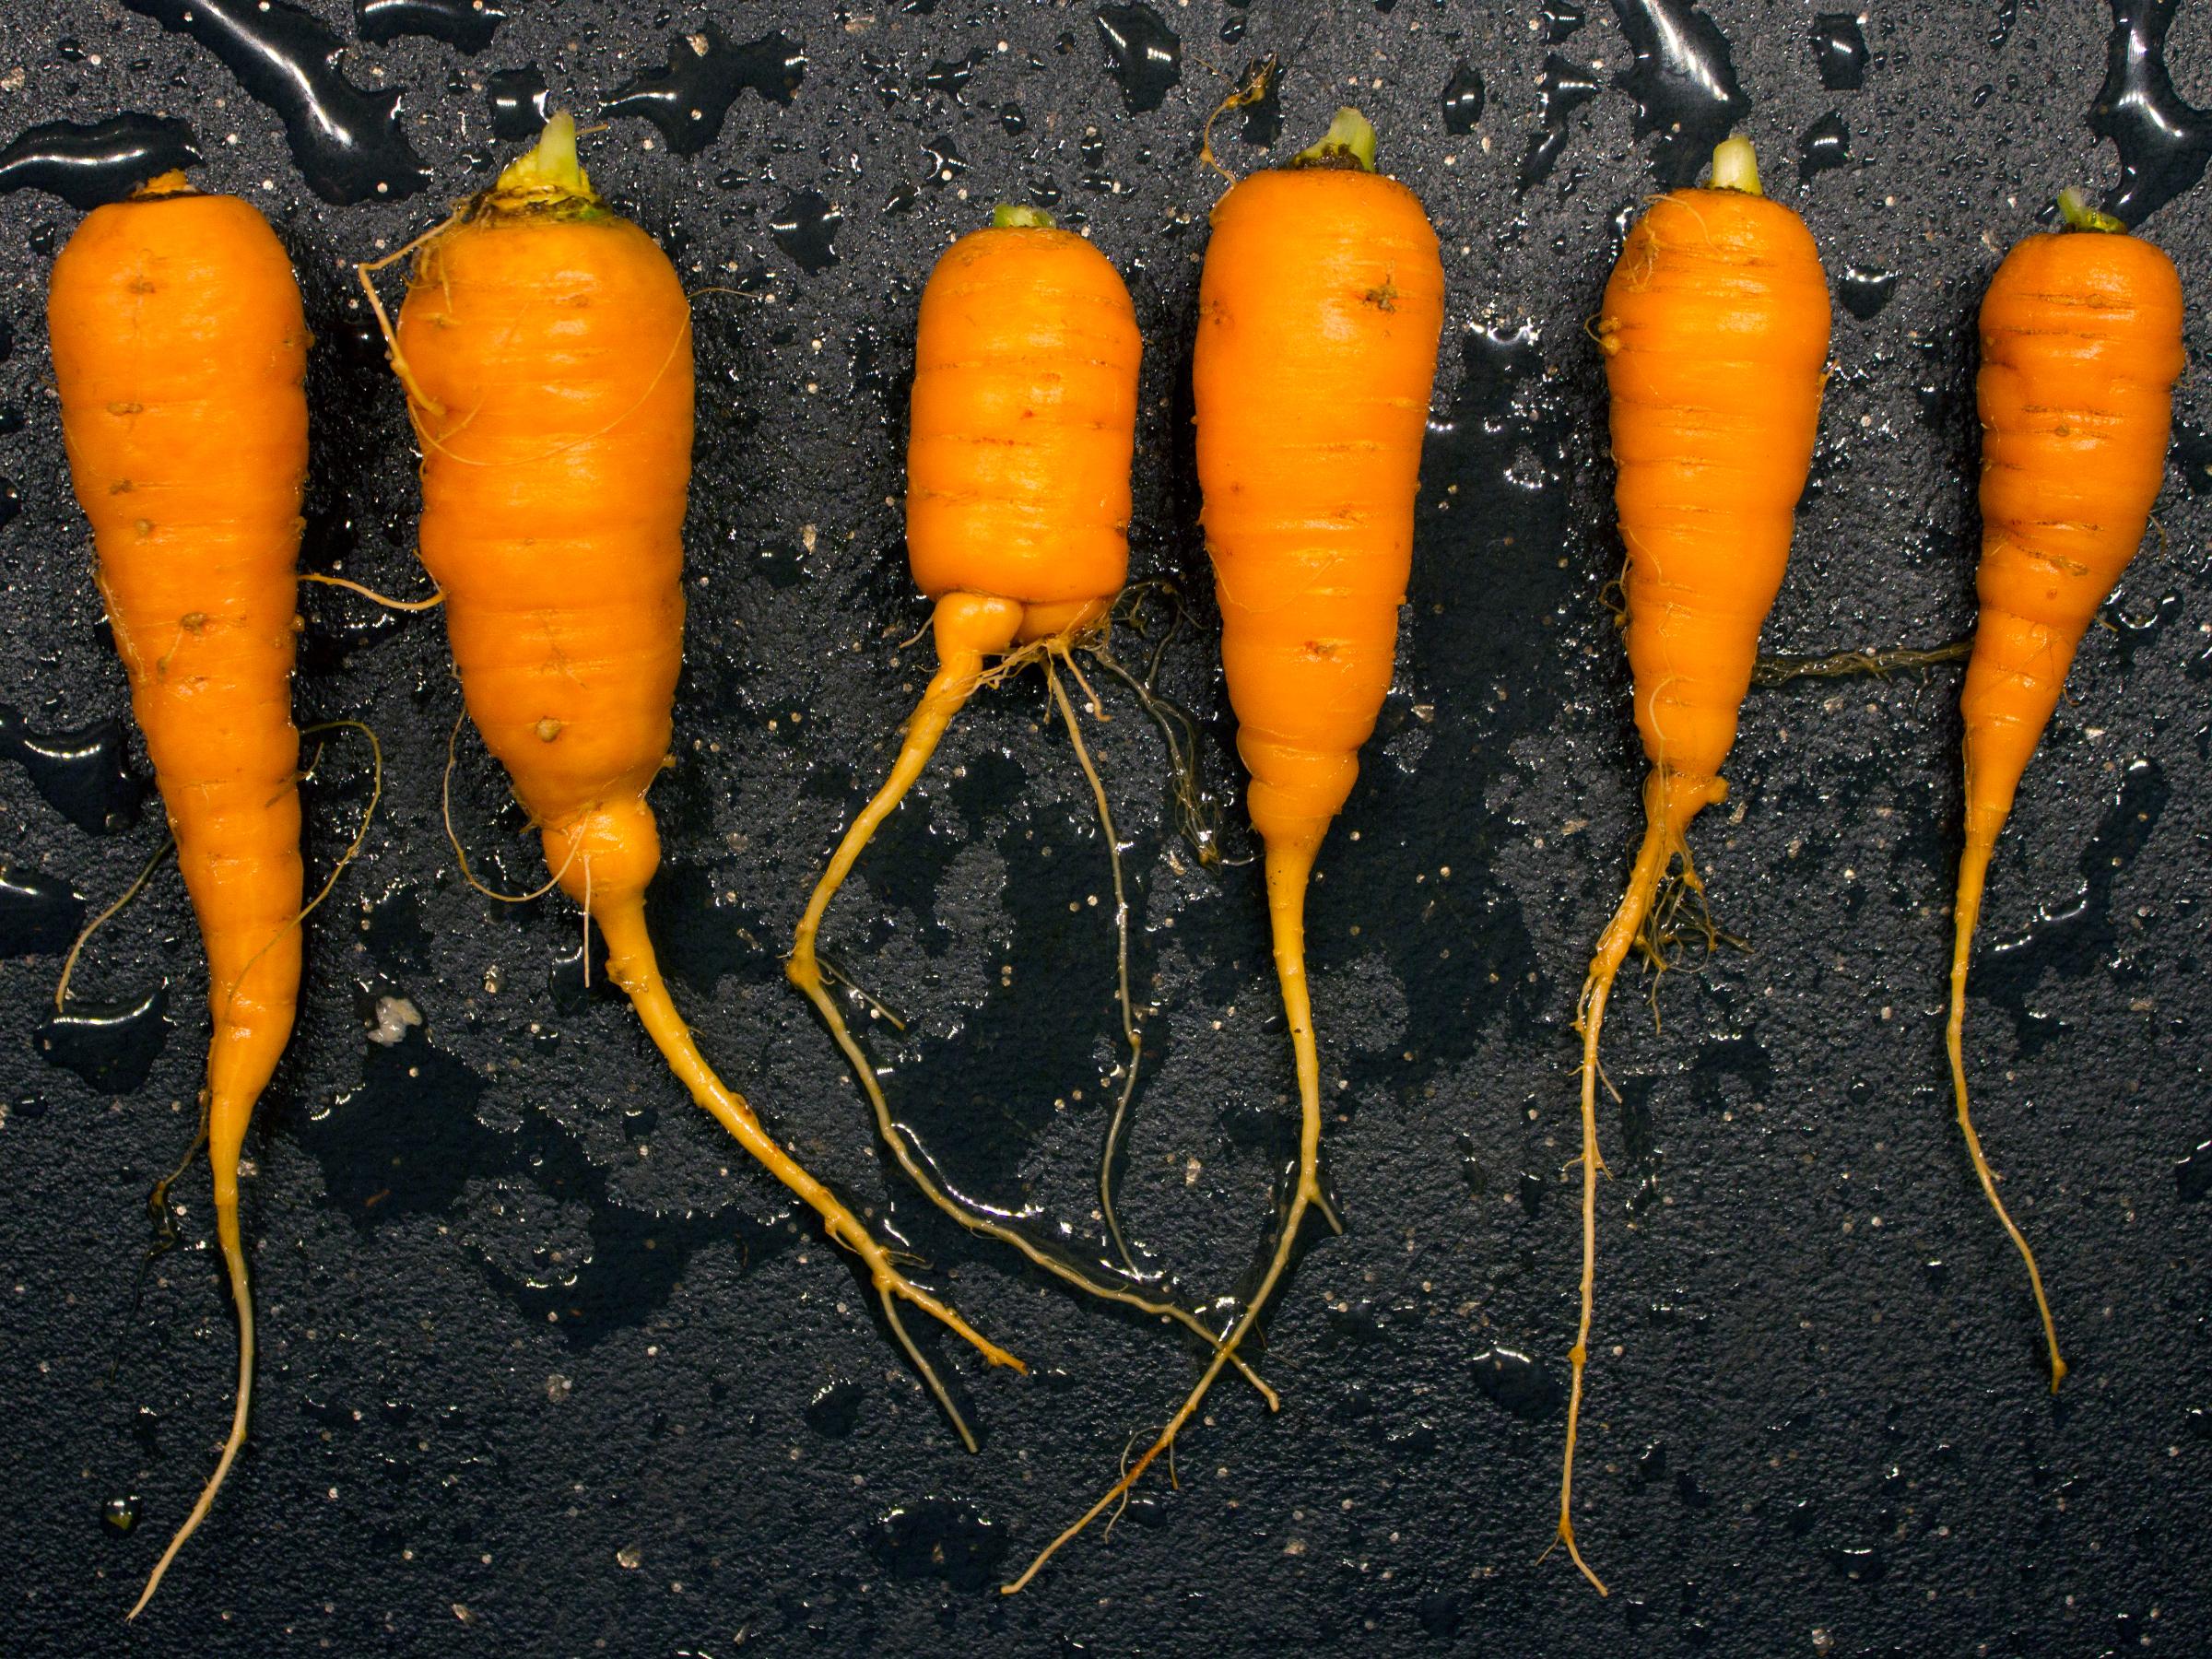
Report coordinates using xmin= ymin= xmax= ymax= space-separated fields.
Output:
xmin=2 ymin=3 xmax=2209 ymax=1654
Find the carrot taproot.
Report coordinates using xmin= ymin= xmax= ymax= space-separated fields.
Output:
xmin=784 ymin=203 xmax=1276 ymax=1391
xmin=47 ymin=171 xmax=311 ymax=1618
xmin=359 ymin=115 xmax=1019 ymax=1447
xmin=1562 ymin=135 xmax=1830 ymax=1594
xmin=1947 ymin=191 xmax=2183 ymax=1393
xmin=1003 ymin=107 xmax=1443 ymax=1592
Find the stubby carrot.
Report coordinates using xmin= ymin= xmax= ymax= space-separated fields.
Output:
xmin=1947 ymin=190 xmax=2184 ymax=1392
xmin=360 ymin=115 xmax=1018 ymax=1446
xmin=1004 ymin=107 xmax=1443 ymax=1592
xmin=1564 ymin=135 xmax=1830 ymax=1594
xmin=49 ymin=171 xmax=309 ymax=1618
xmin=785 ymin=204 xmax=1274 ymax=1383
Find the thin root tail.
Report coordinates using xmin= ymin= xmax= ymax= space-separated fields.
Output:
xmin=128 ymin=1205 xmax=253 ymax=1620
xmin=1947 ymin=902 xmax=2066 ymax=1393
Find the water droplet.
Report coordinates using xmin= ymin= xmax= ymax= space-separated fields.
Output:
xmin=1517 ymin=54 xmax=1602 ymax=194
xmin=1095 ymin=4 xmax=1182 ymax=114
xmin=2089 ymin=0 xmax=2212 ymax=227
xmin=1545 ymin=0 xmax=1588 ymax=40
xmin=1611 ymin=0 xmax=1750 ymax=190
xmin=1228 ymin=55 xmax=1282 ymax=147
xmin=2171 ymin=427 xmax=2212 ymax=495
xmin=2177 ymin=1139 xmax=2212 ymax=1202
xmin=1810 ymin=13 xmax=1868 ymax=90
xmin=1798 ymin=112 xmax=1851 ymax=182
xmin=1827 ymin=1544 xmax=1888 ymax=1583
xmin=599 ymin=24 xmax=806 ymax=158
xmin=1469 ymin=1347 xmax=1559 ymax=1419
xmin=0 ymin=865 xmax=83 ymax=957
xmin=769 ymin=189 xmax=841 ymax=274
xmin=1983 ymin=759 xmax=2168 ymax=1029
xmin=1455 ymin=1132 xmax=1488 ymax=1196
xmin=871 ymin=1497 xmax=1007 ymax=1593
xmin=1837 ymin=264 xmax=1900 ymax=320
xmin=1384 ymin=1420 xmax=1439 ymax=1460
xmin=0 ymin=114 xmax=200 ymax=209
xmin=354 ymin=0 xmax=502 ymax=53
xmin=101 ymin=1494 xmax=142 ymax=1535
xmin=485 ymin=65 xmax=547 ymax=142
xmin=40 ymin=982 xmax=170 ymax=1094
xmin=804 ymin=1375 xmax=864 ymax=1436
xmin=0 ymin=704 xmax=146 ymax=834
xmin=1441 ymin=64 xmax=1485 ymax=135
xmin=923 ymin=49 xmax=986 ymax=102
xmin=1517 ymin=1168 xmax=1546 ymax=1218
xmin=121 ymin=0 xmax=431 ymax=205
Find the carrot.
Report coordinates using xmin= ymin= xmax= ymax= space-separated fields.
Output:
xmin=47 ymin=171 xmax=312 ymax=1618
xmin=1003 ymin=107 xmax=1443 ymax=1592
xmin=359 ymin=115 xmax=1019 ymax=1447
xmin=1562 ymin=135 xmax=1830 ymax=1594
xmin=1947 ymin=190 xmax=2183 ymax=1393
xmin=785 ymin=202 xmax=1276 ymax=1390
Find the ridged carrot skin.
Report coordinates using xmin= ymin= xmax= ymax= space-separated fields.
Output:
xmin=1201 ymin=163 xmax=1439 ymax=859
xmin=49 ymin=173 xmax=308 ymax=1617
xmin=1948 ymin=208 xmax=2183 ymax=1394
xmin=792 ymin=211 xmax=1263 ymax=1359
xmin=374 ymin=119 xmax=1017 ymax=1449
xmin=1004 ymin=109 xmax=1444 ymax=1594
xmin=906 ymin=218 xmax=1138 ymax=642
xmin=397 ymin=193 xmax=688 ymax=911
xmin=1563 ymin=138 xmax=1830 ymax=1594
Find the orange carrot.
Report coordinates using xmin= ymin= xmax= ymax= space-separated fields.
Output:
xmin=1563 ymin=135 xmax=1830 ymax=1594
xmin=360 ymin=115 xmax=1018 ymax=1447
xmin=1004 ymin=107 xmax=1442 ymax=1592
xmin=1947 ymin=190 xmax=2183 ymax=1392
xmin=784 ymin=203 xmax=1274 ymax=1383
xmin=48 ymin=171 xmax=311 ymax=1618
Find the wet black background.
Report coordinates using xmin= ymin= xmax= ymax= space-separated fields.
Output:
xmin=3 ymin=3 xmax=2210 ymax=1654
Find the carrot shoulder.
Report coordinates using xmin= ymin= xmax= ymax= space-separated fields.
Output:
xmin=1562 ymin=135 xmax=1829 ymax=1594
xmin=1947 ymin=192 xmax=2184 ymax=1393
xmin=49 ymin=171 xmax=309 ymax=1618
